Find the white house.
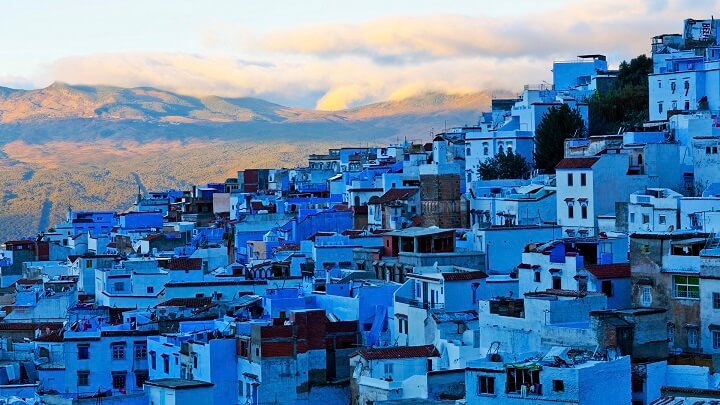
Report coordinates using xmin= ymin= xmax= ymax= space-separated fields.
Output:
xmin=628 ymin=188 xmax=683 ymax=233
xmin=465 ymin=349 xmax=631 ymax=404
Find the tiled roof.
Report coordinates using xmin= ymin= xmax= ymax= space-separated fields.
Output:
xmin=168 ymin=257 xmax=202 ymax=271
xmin=16 ymin=279 xmax=42 ymax=285
xmin=525 ymin=289 xmax=603 ymax=298
xmin=369 ymin=188 xmax=419 ymax=205
xmin=659 ymin=385 xmax=720 ymax=396
xmin=0 ymin=322 xmax=63 ymax=331
xmin=586 ymin=263 xmax=631 ymax=279
xmin=555 ymin=157 xmax=600 ymax=169
xmin=442 ymin=271 xmax=488 ymax=281
xmin=157 ymin=297 xmax=212 ymax=308
xmin=354 ymin=344 xmax=439 ymax=360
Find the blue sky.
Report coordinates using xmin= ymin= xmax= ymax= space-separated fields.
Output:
xmin=0 ymin=0 xmax=716 ymax=108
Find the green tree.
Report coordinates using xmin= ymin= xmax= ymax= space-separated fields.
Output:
xmin=588 ymin=54 xmax=653 ymax=135
xmin=477 ymin=149 xmax=531 ymax=180
xmin=533 ymin=104 xmax=586 ymax=172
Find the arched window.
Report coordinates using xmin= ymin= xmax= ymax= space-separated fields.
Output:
xmin=498 ymin=144 xmax=504 ymax=154
xmin=482 ymin=142 xmax=489 ymax=156
xmin=507 ymin=145 xmax=513 ymax=154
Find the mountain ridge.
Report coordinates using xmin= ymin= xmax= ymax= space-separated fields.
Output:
xmin=0 ymin=82 xmax=490 ymax=124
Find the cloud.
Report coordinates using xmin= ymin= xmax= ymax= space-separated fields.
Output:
xmin=44 ymin=52 xmax=550 ymax=110
xmin=259 ymin=0 xmax=715 ymax=62
xmin=9 ymin=0 xmax=719 ymax=110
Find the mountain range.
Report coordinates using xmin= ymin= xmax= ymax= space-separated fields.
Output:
xmin=0 ymin=82 xmax=490 ymax=240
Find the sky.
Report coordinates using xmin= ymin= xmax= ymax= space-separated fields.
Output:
xmin=1 ymin=0 xmax=717 ymax=109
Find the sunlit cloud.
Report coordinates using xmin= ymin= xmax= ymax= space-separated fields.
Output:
xmin=8 ymin=0 xmax=719 ymax=110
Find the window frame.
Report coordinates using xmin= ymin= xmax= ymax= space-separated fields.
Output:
xmin=77 ymin=370 xmax=90 ymax=387
xmin=77 ymin=344 xmax=90 ymax=360
xmin=111 ymin=343 xmax=126 ymax=360
xmin=478 ymin=375 xmax=496 ymax=395
xmin=672 ymin=275 xmax=699 ymax=299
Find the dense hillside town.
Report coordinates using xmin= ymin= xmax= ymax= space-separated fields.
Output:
xmin=2 ymin=17 xmax=720 ymax=405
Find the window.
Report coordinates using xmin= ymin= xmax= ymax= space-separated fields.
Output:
xmin=534 ymin=271 xmax=541 ymax=283
xmin=193 ymin=355 xmax=198 ymax=369
xmin=714 ymin=292 xmax=720 ymax=309
xmin=713 ymin=331 xmax=720 ymax=350
xmin=553 ymin=380 xmax=565 ymax=392
xmin=552 ymin=277 xmax=562 ymax=290
xmin=113 ymin=282 xmax=125 ymax=292
xmin=580 ymin=173 xmax=586 ymax=186
xmin=658 ymin=102 xmax=664 ymax=113
xmin=673 ymin=275 xmax=699 ymax=299
xmin=467 ymin=147 xmax=471 ymax=156
xmin=715 ymin=147 xmax=719 ymax=154
xmin=707 ymin=146 xmax=712 ymax=154
xmin=77 ymin=371 xmax=90 ymax=386
xmin=671 ymin=81 xmax=676 ymax=93
xmin=112 ymin=372 xmax=126 ymax=390
xmin=641 ymin=287 xmax=652 ymax=307
xmin=581 ymin=205 xmax=588 ymax=219
xmin=642 ymin=214 xmax=650 ymax=224
xmin=147 ymin=286 xmax=154 ymax=294
xmin=135 ymin=370 xmax=148 ymax=388
xmin=506 ymin=368 xmax=540 ymax=394
xmin=483 ymin=142 xmax=489 ymax=156
xmin=630 ymin=213 xmax=636 ymax=223
xmin=134 ymin=343 xmax=147 ymax=360
xmin=658 ymin=80 xmax=662 ymax=88
xmin=601 ymin=280 xmax=613 ymax=297
xmin=685 ymin=100 xmax=690 ymax=110
xmin=85 ymin=260 xmax=93 ymax=268
xmin=384 ymin=363 xmax=394 ymax=375
xmin=77 ymin=344 xmax=89 ymax=360
xmin=688 ymin=328 xmax=698 ymax=348
xmin=672 ymin=100 xmax=677 ymax=110
xmin=567 ymin=173 xmax=574 ymax=186
xmin=659 ymin=215 xmax=667 ymax=225
xmin=162 ymin=354 xmax=170 ymax=374
xmin=239 ymin=381 xmax=244 ymax=397
xmin=478 ymin=376 xmax=495 ymax=395
xmin=111 ymin=343 xmax=126 ymax=360
xmin=568 ymin=205 xmax=574 ymax=219
xmin=150 ymin=351 xmax=156 ymax=369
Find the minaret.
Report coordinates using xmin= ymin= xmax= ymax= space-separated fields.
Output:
xmin=433 ymin=135 xmax=447 ymax=165
xmin=136 ymin=186 xmax=142 ymax=205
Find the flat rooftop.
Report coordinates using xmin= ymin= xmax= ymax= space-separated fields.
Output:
xmin=144 ymin=378 xmax=214 ymax=390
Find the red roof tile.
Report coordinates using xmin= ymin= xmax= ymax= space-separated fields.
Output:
xmin=555 ymin=157 xmax=600 ymax=169
xmin=585 ymin=263 xmax=631 ymax=279
xmin=369 ymin=188 xmax=419 ymax=205
xmin=168 ymin=258 xmax=203 ymax=271
xmin=354 ymin=344 xmax=439 ymax=360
